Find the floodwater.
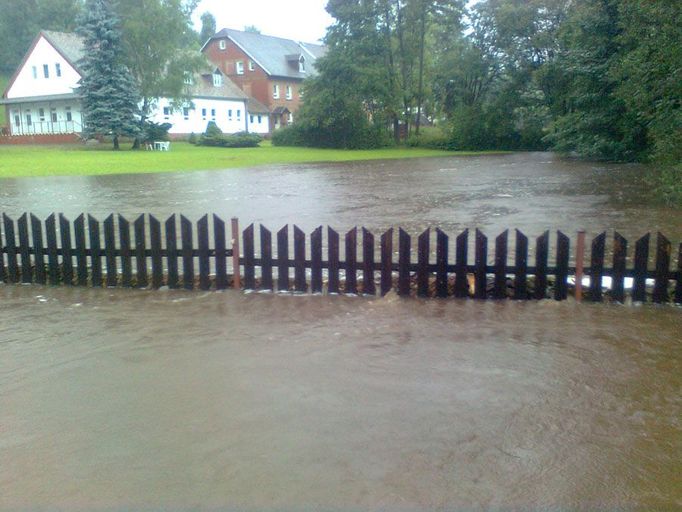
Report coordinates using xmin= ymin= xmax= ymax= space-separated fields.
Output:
xmin=1 ymin=153 xmax=681 ymax=509
xmin=1 ymin=287 xmax=680 ymax=509
xmin=1 ymin=152 xmax=680 ymax=240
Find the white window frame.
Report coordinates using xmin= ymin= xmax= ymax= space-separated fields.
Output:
xmin=236 ymin=61 xmax=244 ymax=75
xmin=55 ymin=63 xmax=61 ymax=77
xmin=32 ymin=66 xmax=37 ymax=79
xmin=43 ymin=64 xmax=49 ymax=78
xmin=213 ymin=72 xmax=222 ymax=87
xmin=299 ymin=57 xmax=306 ymax=73
xmin=248 ymin=60 xmax=255 ymax=71
xmin=163 ymin=106 xmax=171 ymax=120
xmin=219 ymin=40 xmax=226 ymax=50
xmin=286 ymin=85 xmax=292 ymax=100
xmin=273 ymin=84 xmax=280 ymax=99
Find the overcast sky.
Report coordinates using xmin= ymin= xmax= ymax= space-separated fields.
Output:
xmin=193 ymin=0 xmax=335 ymax=44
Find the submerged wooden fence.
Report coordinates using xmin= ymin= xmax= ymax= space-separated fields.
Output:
xmin=1 ymin=213 xmax=681 ymax=304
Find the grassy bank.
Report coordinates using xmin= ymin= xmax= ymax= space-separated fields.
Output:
xmin=0 ymin=141 xmax=501 ymax=178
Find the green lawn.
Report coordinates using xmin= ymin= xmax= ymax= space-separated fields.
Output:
xmin=0 ymin=141 xmax=498 ymax=178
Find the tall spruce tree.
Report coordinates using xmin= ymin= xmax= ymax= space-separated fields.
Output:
xmin=77 ymin=0 xmax=140 ymax=149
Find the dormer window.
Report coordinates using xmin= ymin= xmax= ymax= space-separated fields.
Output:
xmin=219 ymin=40 xmax=226 ymax=50
xmin=299 ymin=56 xmax=306 ymax=73
xmin=213 ymin=71 xmax=223 ymax=87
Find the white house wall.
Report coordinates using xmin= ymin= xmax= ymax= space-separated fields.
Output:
xmin=149 ymin=97 xmax=268 ymax=135
xmin=8 ymin=101 xmax=83 ymax=135
xmin=6 ymin=36 xmax=80 ymax=99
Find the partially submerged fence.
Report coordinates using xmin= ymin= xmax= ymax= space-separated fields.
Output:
xmin=1 ymin=213 xmax=681 ymax=304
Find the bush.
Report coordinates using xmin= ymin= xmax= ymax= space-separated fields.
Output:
xmin=142 ymin=121 xmax=172 ymax=142
xmin=198 ymin=130 xmax=263 ymax=148
xmin=405 ymin=127 xmax=451 ymax=149
xmin=271 ymin=125 xmax=307 ymax=147
xmin=188 ymin=132 xmax=197 ymax=144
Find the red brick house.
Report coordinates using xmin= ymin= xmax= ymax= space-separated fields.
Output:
xmin=201 ymin=28 xmax=326 ymax=132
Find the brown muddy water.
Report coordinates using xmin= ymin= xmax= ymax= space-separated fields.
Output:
xmin=1 ymin=153 xmax=681 ymax=509
xmin=1 ymin=286 xmax=680 ymax=509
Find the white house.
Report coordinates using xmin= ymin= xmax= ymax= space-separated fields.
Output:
xmin=1 ymin=30 xmax=271 ymax=139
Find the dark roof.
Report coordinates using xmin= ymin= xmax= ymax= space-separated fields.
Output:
xmin=272 ymin=106 xmax=290 ymax=115
xmin=205 ymin=28 xmax=326 ymax=79
xmin=191 ymin=72 xmax=249 ymax=100
xmin=0 ymin=92 xmax=80 ymax=105
xmin=42 ymin=30 xmax=84 ymax=68
xmin=247 ymin=97 xmax=270 ymax=114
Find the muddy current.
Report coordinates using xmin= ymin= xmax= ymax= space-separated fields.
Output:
xmin=1 ymin=153 xmax=681 ymax=509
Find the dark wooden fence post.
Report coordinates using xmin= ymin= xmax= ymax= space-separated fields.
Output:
xmin=493 ymin=230 xmax=508 ymax=299
xmin=165 ymin=215 xmax=179 ymax=289
xmin=514 ymin=229 xmax=528 ymax=300
xmin=30 ymin=214 xmax=46 ymax=285
xmin=534 ymin=231 xmax=549 ymax=300
xmin=150 ymin=215 xmax=163 ymax=289
xmin=198 ymin=214 xmax=210 ymax=290
xmin=653 ymin=232 xmax=671 ymax=303
xmin=474 ymin=229 xmax=487 ymax=299
xmin=181 ymin=215 xmax=194 ymax=290
xmin=398 ymin=228 xmax=411 ymax=296
xmin=612 ymin=232 xmax=627 ymax=302
xmin=243 ymin=223 xmax=255 ymax=290
xmin=59 ymin=214 xmax=73 ymax=285
xmin=294 ymin=225 xmax=306 ymax=293
xmin=104 ymin=214 xmax=117 ymax=287
xmin=435 ymin=228 xmax=448 ymax=298
xmin=632 ymin=233 xmax=650 ymax=302
xmin=260 ymin=225 xmax=273 ymax=291
xmin=417 ymin=228 xmax=430 ymax=297
xmin=362 ymin=228 xmax=375 ymax=296
xmin=18 ymin=213 xmax=31 ymax=284
xmin=88 ymin=215 xmax=102 ymax=287
xmin=454 ymin=229 xmax=469 ymax=298
xmin=45 ymin=214 xmax=59 ymax=286
xmin=554 ymin=231 xmax=569 ymax=301
xmin=2 ymin=215 xmax=16 ymax=283
xmin=380 ymin=228 xmax=393 ymax=296
xmin=589 ymin=232 xmax=606 ymax=302
xmin=0 ymin=215 xmax=4 ymax=283
xmin=119 ymin=215 xmax=132 ymax=287
xmin=311 ymin=226 xmax=323 ymax=293
xmin=213 ymin=215 xmax=228 ymax=290
xmin=134 ymin=215 xmax=147 ymax=288
xmin=328 ymin=227 xmax=339 ymax=294
xmin=574 ymin=230 xmax=586 ymax=302
xmin=231 ymin=217 xmax=241 ymax=290
xmin=277 ymin=225 xmax=289 ymax=292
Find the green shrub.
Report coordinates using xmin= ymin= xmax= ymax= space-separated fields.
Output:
xmin=198 ymin=130 xmax=263 ymax=148
xmin=142 ymin=121 xmax=172 ymax=142
xmin=271 ymin=125 xmax=307 ymax=147
xmin=405 ymin=128 xmax=451 ymax=149
xmin=188 ymin=132 xmax=197 ymax=144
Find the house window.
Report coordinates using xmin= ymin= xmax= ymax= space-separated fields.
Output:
xmin=299 ymin=57 xmax=305 ymax=73
xmin=213 ymin=72 xmax=222 ymax=87
xmin=286 ymin=85 xmax=292 ymax=100
xmin=236 ymin=61 xmax=244 ymax=75
xmin=183 ymin=73 xmax=192 ymax=85
xmin=288 ymin=112 xmax=294 ymax=125
xmin=39 ymin=108 xmax=45 ymax=121
xmin=55 ymin=63 xmax=61 ymax=77
xmin=32 ymin=66 xmax=37 ymax=79
xmin=273 ymin=84 xmax=280 ymax=99
xmin=219 ymin=40 xmax=226 ymax=50
xmin=257 ymin=115 xmax=262 ymax=123
xmin=211 ymin=108 xmax=216 ymax=119
xmin=43 ymin=64 xmax=49 ymax=78
xmin=236 ymin=109 xmax=241 ymax=118
xmin=201 ymin=108 xmax=207 ymax=119
xmin=65 ymin=107 xmax=72 ymax=122
xmin=163 ymin=106 xmax=171 ymax=119
xmin=26 ymin=113 xmax=32 ymax=126
xmin=249 ymin=115 xmax=254 ymax=123
xmin=183 ymin=107 xmax=189 ymax=120
xmin=14 ymin=114 xmax=20 ymax=127
xmin=51 ymin=108 xmax=57 ymax=122
xmin=248 ymin=60 xmax=254 ymax=71
xmin=228 ymin=109 xmax=232 ymax=120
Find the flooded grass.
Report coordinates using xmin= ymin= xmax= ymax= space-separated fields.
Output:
xmin=0 ymin=141 xmax=505 ymax=178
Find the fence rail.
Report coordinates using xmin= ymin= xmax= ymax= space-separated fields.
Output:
xmin=1 ymin=213 xmax=681 ymax=304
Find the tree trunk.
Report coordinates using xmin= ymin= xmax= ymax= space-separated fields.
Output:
xmin=113 ymin=134 xmax=120 ymax=150
xmin=415 ymin=1 xmax=427 ymax=136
